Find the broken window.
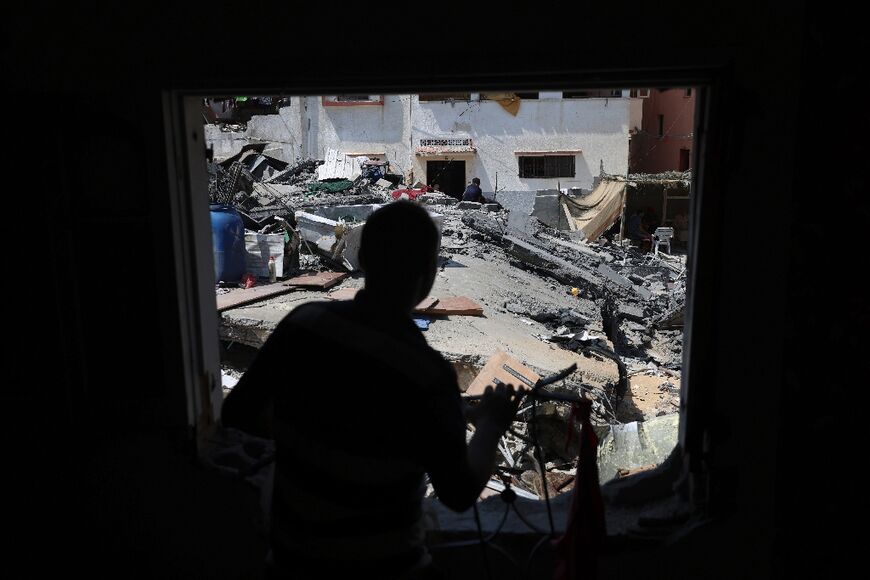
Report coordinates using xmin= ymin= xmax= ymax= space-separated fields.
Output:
xmin=518 ymin=155 xmax=575 ymax=178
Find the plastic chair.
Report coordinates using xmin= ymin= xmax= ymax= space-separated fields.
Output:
xmin=652 ymin=227 xmax=674 ymax=255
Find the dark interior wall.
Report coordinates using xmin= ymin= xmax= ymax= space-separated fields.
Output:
xmin=5 ymin=3 xmax=864 ymax=578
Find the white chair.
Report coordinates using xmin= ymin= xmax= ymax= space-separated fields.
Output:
xmin=652 ymin=227 xmax=674 ymax=255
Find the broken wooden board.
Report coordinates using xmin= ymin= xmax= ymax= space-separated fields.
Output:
xmin=328 ymin=289 xmax=441 ymax=312
xmin=412 ymin=296 xmax=439 ymax=312
xmin=465 ymin=350 xmax=540 ymax=397
xmin=216 ymin=283 xmax=297 ymax=312
xmin=420 ymin=296 xmax=483 ymax=316
xmin=284 ymin=271 xmax=348 ymax=289
xmin=327 ymin=287 xmax=359 ymax=301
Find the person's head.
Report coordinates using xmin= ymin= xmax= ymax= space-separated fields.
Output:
xmin=359 ymin=201 xmax=440 ymax=312
xmin=472 ymin=177 xmax=481 ymax=186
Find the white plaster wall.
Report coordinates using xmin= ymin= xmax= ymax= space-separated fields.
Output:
xmin=313 ymin=95 xmax=412 ymax=178
xmin=410 ymin=95 xmax=632 ymax=194
xmin=204 ymin=125 xmax=250 ymax=161
xmin=205 ymin=94 xmax=632 ymax=192
xmin=204 ymin=98 xmax=305 ymax=162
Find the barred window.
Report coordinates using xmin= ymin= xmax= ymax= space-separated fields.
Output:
xmin=418 ymin=93 xmax=471 ymax=102
xmin=518 ymin=155 xmax=575 ymax=178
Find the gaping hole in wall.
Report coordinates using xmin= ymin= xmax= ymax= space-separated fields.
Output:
xmin=201 ymin=88 xmax=697 ymax=560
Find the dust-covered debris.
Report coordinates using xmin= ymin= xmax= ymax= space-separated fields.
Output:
xmin=213 ymin=141 xmax=687 ymax=499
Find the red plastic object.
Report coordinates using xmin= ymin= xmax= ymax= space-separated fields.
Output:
xmin=390 ymin=187 xmax=429 ymax=201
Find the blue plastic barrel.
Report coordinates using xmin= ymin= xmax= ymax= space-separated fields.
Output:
xmin=210 ymin=204 xmax=246 ymax=284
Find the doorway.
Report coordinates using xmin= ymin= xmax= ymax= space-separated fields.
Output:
xmin=427 ymin=160 xmax=466 ymax=199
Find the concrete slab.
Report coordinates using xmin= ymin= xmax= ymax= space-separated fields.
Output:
xmin=531 ymin=189 xmax=561 ymax=228
xmin=296 ymin=203 xmax=444 ymax=271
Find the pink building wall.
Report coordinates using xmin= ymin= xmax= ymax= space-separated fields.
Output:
xmin=629 ymin=88 xmax=696 ymax=173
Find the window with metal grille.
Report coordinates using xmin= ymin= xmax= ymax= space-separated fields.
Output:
xmin=418 ymin=93 xmax=471 ymax=101
xmin=335 ymin=95 xmax=375 ymax=101
xmin=518 ymin=155 xmax=575 ymax=178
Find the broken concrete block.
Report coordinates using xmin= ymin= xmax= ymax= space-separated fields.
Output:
xmin=297 ymin=204 xmax=443 ymax=270
xmin=457 ymin=201 xmax=482 ymax=210
xmin=597 ymin=263 xmax=633 ymax=289
xmin=483 ymin=203 xmax=501 ymax=212
xmin=632 ymin=284 xmax=653 ymax=301
xmin=531 ymin=189 xmax=561 ymax=228
xmin=418 ymin=193 xmax=458 ymax=206
xmin=617 ymin=304 xmax=646 ymax=322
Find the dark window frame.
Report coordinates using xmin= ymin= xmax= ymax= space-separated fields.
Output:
xmin=517 ymin=155 xmax=576 ymax=178
xmin=418 ymin=93 xmax=471 ymax=102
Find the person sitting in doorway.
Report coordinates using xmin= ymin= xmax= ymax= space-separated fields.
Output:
xmin=461 ymin=177 xmax=485 ymax=203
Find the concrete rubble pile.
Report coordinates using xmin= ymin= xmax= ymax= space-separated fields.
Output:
xmin=208 ymin=150 xmax=400 ymax=275
xmin=454 ymin=208 xmax=686 ymax=370
xmin=213 ymin=143 xmax=684 ymax=502
xmin=414 ymin=196 xmax=686 ymax=500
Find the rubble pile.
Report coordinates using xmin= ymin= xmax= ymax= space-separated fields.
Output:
xmin=447 ymin=207 xmax=686 ymax=368
xmin=413 ymin=196 xmax=686 ymax=498
xmin=212 ymin=142 xmax=686 ymax=499
xmin=208 ymin=151 xmax=397 ymax=277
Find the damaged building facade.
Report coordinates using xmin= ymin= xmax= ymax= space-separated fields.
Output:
xmin=209 ymin=96 xmax=690 ymax=529
xmin=205 ymin=92 xmax=643 ymax=199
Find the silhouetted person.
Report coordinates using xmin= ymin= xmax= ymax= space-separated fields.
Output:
xmin=462 ymin=177 xmax=484 ymax=202
xmin=627 ymin=208 xmax=652 ymax=251
xmin=222 ymin=200 xmax=522 ymax=580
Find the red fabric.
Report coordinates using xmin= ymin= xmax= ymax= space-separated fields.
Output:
xmin=390 ymin=187 xmax=429 ymax=200
xmin=242 ymin=273 xmax=256 ymax=288
xmin=552 ymin=400 xmax=606 ymax=580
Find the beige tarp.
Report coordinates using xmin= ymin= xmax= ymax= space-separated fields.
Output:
xmin=482 ymin=92 xmax=520 ymax=116
xmin=560 ymin=180 xmax=626 ymax=241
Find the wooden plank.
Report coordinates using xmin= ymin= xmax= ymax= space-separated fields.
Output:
xmin=465 ymin=350 xmax=540 ymax=397
xmin=216 ymin=283 xmax=297 ymax=312
xmin=284 ymin=271 xmax=348 ymax=289
xmin=329 ymin=290 xmax=440 ymax=313
xmin=421 ymin=296 xmax=483 ymax=316
xmin=412 ymin=296 xmax=439 ymax=312
xmin=327 ymin=287 xmax=359 ymax=301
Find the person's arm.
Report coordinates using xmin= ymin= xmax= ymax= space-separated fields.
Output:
xmin=425 ymin=383 xmax=522 ymax=511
